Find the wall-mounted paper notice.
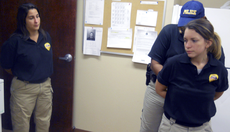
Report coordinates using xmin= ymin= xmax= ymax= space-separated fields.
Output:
xmin=107 ymin=28 xmax=132 ymax=49
xmin=132 ymin=26 xmax=157 ymax=64
xmin=111 ymin=2 xmax=132 ymax=29
xmin=171 ymin=4 xmax=180 ymax=24
xmin=83 ymin=27 xmax=103 ymax=56
xmin=85 ymin=0 xmax=104 ymax=25
xmin=140 ymin=1 xmax=158 ymax=5
xmin=136 ymin=10 xmax=158 ymax=27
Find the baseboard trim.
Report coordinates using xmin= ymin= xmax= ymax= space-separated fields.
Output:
xmin=73 ymin=128 xmax=91 ymax=132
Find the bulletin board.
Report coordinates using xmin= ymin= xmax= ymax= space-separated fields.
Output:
xmin=84 ymin=0 xmax=166 ymax=56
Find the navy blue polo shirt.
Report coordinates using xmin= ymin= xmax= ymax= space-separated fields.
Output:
xmin=0 ymin=31 xmax=53 ymax=82
xmin=148 ymin=24 xmax=225 ymax=67
xmin=157 ymin=53 xmax=228 ymax=126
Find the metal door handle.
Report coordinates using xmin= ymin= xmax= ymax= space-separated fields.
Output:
xmin=59 ymin=54 xmax=72 ymax=62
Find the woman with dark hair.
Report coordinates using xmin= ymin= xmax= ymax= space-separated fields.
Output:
xmin=156 ymin=19 xmax=228 ymax=132
xmin=15 ymin=3 xmax=47 ymax=40
xmin=0 ymin=3 xmax=53 ymax=132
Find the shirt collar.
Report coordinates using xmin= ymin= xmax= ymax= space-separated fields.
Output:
xmin=27 ymin=31 xmax=42 ymax=43
xmin=179 ymin=52 xmax=219 ymax=67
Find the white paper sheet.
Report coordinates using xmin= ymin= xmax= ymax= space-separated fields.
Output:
xmin=107 ymin=28 xmax=132 ymax=49
xmin=171 ymin=4 xmax=180 ymax=24
xmin=83 ymin=27 xmax=103 ymax=56
xmin=132 ymin=26 xmax=157 ymax=64
xmin=136 ymin=10 xmax=158 ymax=27
xmin=85 ymin=0 xmax=104 ymax=25
xmin=140 ymin=1 xmax=158 ymax=5
xmin=111 ymin=2 xmax=132 ymax=29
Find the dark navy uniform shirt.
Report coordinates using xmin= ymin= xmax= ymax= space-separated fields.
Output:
xmin=158 ymin=53 xmax=228 ymax=126
xmin=0 ymin=31 xmax=53 ymax=82
xmin=148 ymin=24 xmax=225 ymax=68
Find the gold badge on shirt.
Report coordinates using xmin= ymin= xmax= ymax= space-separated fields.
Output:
xmin=44 ymin=43 xmax=51 ymax=51
xmin=209 ymin=74 xmax=218 ymax=82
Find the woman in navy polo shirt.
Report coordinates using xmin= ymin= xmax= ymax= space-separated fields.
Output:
xmin=0 ymin=3 xmax=53 ymax=132
xmin=139 ymin=1 xmax=222 ymax=132
xmin=156 ymin=19 xmax=228 ymax=132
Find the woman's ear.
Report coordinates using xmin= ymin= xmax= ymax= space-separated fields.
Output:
xmin=205 ymin=40 xmax=212 ymax=49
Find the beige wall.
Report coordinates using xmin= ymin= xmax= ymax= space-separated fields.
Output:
xmin=174 ymin=0 xmax=182 ymax=5
xmin=73 ymin=0 xmax=229 ymax=132
xmin=180 ymin=0 xmax=228 ymax=7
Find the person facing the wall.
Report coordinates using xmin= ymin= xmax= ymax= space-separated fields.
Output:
xmin=140 ymin=0 xmax=226 ymax=132
xmin=0 ymin=3 xmax=53 ymax=132
xmin=155 ymin=18 xmax=228 ymax=132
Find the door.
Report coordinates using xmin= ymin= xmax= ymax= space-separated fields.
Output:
xmin=0 ymin=0 xmax=76 ymax=132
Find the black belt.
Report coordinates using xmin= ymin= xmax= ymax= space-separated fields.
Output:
xmin=164 ymin=112 xmax=203 ymax=127
xmin=17 ymin=77 xmax=48 ymax=84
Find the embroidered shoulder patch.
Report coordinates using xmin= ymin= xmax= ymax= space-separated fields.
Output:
xmin=209 ymin=74 xmax=218 ymax=82
xmin=44 ymin=43 xmax=51 ymax=51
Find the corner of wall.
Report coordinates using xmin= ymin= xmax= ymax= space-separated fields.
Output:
xmin=164 ymin=0 xmax=175 ymax=25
